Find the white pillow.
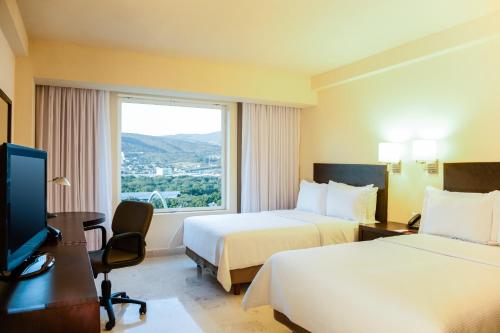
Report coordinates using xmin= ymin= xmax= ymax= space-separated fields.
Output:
xmin=326 ymin=181 xmax=371 ymax=222
xmin=366 ymin=187 xmax=378 ymax=222
xmin=296 ymin=180 xmax=327 ymax=215
xmin=419 ymin=187 xmax=496 ymax=244
xmin=328 ymin=181 xmax=377 ymax=222
xmin=493 ymin=195 xmax=500 ymax=244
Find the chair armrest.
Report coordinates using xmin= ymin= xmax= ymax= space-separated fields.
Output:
xmin=84 ymin=225 xmax=107 ymax=250
xmin=102 ymin=232 xmax=144 ymax=266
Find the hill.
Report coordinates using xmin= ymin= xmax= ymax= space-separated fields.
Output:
xmin=121 ymin=132 xmax=221 ymax=166
xmin=168 ymin=132 xmax=221 ymax=145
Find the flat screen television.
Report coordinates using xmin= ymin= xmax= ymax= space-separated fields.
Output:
xmin=0 ymin=143 xmax=48 ymax=275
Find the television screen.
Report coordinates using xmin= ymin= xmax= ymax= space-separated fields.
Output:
xmin=0 ymin=143 xmax=48 ymax=274
xmin=9 ymin=155 xmax=47 ymax=253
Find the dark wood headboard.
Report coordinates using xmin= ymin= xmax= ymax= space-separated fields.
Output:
xmin=313 ymin=163 xmax=388 ymax=223
xmin=444 ymin=162 xmax=500 ymax=193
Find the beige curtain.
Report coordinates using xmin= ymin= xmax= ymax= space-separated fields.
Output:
xmin=35 ymin=85 xmax=112 ymax=250
xmin=241 ymin=103 xmax=300 ymax=212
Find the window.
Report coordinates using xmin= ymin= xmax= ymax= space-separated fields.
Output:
xmin=120 ymin=98 xmax=226 ymax=212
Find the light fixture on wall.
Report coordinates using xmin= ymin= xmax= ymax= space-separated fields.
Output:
xmin=412 ymin=140 xmax=438 ymax=174
xmin=378 ymin=142 xmax=402 ymax=173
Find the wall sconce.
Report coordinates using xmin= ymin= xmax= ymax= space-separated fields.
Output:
xmin=412 ymin=140 xmax=438 ymax=174
xmin=378 ymin=142 xmax=402 ymax=173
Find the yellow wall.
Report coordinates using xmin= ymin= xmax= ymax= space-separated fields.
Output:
xmin=12 ymin=56 xmax=34 ymax=146
xmin=301 ymin=35 xmax=500 ymax=222
xmin=13 ymin=38 xmax=316 ymax=147
xmin=312 ymin=11 xmax=500 ymax=90
xmin=0 ymin=28 xmax=14 ymax=101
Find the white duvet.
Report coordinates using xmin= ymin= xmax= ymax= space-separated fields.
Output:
xmin=243 ymin=234 xmax=500 ymax=333
xmin=181 ymin=210 xmax=359 ymax=291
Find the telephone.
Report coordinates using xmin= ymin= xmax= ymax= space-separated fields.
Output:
xmin=407 ymin=213 xmax=421 ymax=229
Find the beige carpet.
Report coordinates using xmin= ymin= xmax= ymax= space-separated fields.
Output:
xmin=95 ymin=254 xmax=289 ymax=332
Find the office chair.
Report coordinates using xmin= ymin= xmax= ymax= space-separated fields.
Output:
xmin=86 ymin=201 xmax=154 ymax=331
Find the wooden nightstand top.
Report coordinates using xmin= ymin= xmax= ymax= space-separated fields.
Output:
xmin=361 ymin=221 xmax=417 ymax=233
xmin=358 ymin=222 xmax=418 ymax=241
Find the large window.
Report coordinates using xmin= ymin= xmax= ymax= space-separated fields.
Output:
xmin=120 ymin=98 xmax=226 ymax=211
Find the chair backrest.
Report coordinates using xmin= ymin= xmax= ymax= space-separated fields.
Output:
xmin=112 ymin=201 xmax=154 ymax=244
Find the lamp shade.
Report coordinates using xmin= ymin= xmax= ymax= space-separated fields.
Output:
xmin=412 ymin=140 xmax=437 ymax=161
xmin=51 ymin=176 xmax=71 ymax=186
xmin=378 ymin=142 xmax=401 ymax=163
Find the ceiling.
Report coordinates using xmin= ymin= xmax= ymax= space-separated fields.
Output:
xmin=17 ymin=0 xmax=500 ymax=74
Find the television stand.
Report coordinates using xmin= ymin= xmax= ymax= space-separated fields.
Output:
xmin=16 ymin=252 xmax=55 ymax=279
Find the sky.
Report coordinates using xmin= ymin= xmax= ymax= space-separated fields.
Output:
xmin=121 ymin=102 xmax=222 ymax=136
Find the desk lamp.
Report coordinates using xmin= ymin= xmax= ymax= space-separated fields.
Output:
xmin=47 ymin=177 xmax=71 ymax=218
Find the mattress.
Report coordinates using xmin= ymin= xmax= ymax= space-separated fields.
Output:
xmin=243 ymin=234 xmax=500 ymax=333
xmin=181 ymin=209 xmax=359 ymax=291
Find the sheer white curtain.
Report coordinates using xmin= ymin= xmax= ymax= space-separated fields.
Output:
xmin=35 ymin=85 xmax=112 ymax=250
xmin=241 ymin=103 xmax=300 ymax=212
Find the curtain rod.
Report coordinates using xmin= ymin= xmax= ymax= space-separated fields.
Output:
xmin=117 ymin=93 xmax=228 ymax=108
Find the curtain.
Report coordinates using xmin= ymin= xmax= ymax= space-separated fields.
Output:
xmin=35 ymin=85 xmax=112 ymax=250
xmin=241 ymin=103 xmax=300 ymax=212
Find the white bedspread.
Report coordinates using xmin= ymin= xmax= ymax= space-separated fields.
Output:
xmin=243 ymin=234 xmax=500 ymax=333
xmin=182 ymin=210 xmax=358 ymax=291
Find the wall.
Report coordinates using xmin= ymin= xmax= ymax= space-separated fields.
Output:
xmin=12 ymin=55 xmax=33 ymax=146
xmin=0 ymin=28 xmax=14 ymax=102
xmin=301 ymin=34 xmax=500 ymax=222
xmin=14 ymin=38 xmax=316 ymax=147
xmin=1 ymin=0 xmax=30 ymax=144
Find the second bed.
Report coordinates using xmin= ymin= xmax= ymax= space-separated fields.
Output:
xmin=181 ymin=163 xmax=388 ymax=293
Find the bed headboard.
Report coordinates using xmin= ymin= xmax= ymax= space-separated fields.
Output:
xmin=313 ymin=163 xmax=388 ymax=223
xmin=444 ymin=162 xmax=500 ymax=193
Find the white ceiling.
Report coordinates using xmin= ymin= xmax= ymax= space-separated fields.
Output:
xmin=17 ymin=0 xmax=500 ymax=74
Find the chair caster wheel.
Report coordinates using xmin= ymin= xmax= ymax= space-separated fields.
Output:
xmin=139 ymin=304 xmax=147 ymax=315
xmin=105 ymin=320 xmax=115 ymax=331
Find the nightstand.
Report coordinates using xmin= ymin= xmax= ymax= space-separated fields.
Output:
xmin=358 ymin=222 xmax=418 ymax=241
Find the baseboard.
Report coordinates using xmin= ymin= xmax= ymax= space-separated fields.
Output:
xmin=146 ymin=246 xmax=185 ymax=257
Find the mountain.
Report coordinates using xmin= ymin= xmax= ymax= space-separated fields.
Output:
xmin=168 ymin=132 xmax=221 ymax=145
xmin=121 ymin=132 xmax=221 ymax=165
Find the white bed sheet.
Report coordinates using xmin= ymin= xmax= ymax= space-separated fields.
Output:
xmin=181 ymin=210 xmax=359 ymax=291
xmin=243 ymin=234 xmax=500 ymax=333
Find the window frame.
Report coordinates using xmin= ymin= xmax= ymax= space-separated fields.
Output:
xmin=118 ymin=95 xmax=228 ymax=213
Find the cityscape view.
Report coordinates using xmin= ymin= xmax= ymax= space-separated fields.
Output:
xmin=121 ymin=102 xmax=223 ymax=209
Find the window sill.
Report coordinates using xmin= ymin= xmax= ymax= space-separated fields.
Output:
xmin=153 ymin=207 xmax=230 ymax=216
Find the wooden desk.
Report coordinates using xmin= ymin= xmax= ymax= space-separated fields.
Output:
xmin=52 ymin=212 xmax=106 ymax=229
xmin=0 ymin=212 xmax=105 ymax=333
xmin=49 ymin=212 xmax=106 ymax=245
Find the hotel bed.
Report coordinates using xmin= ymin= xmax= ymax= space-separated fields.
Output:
xmin=242 ymin=162 xmax=500 ymax=333
xmin=181 ymin=163 xmax=388 ymax=294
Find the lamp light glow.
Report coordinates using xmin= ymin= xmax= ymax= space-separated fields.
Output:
xmin=412 ymin=140 xmax=437 ymax=161
xmin=378 ymin=143 xmax=401 ymax=163
xmin=378 ymin=142 xmax=402 ymax=173
xmin=412 ymin=140 xmax=438 ymax=174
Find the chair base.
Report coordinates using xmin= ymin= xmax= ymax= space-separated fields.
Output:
xmin=100 ymin=278 xmax=147 ymax=330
